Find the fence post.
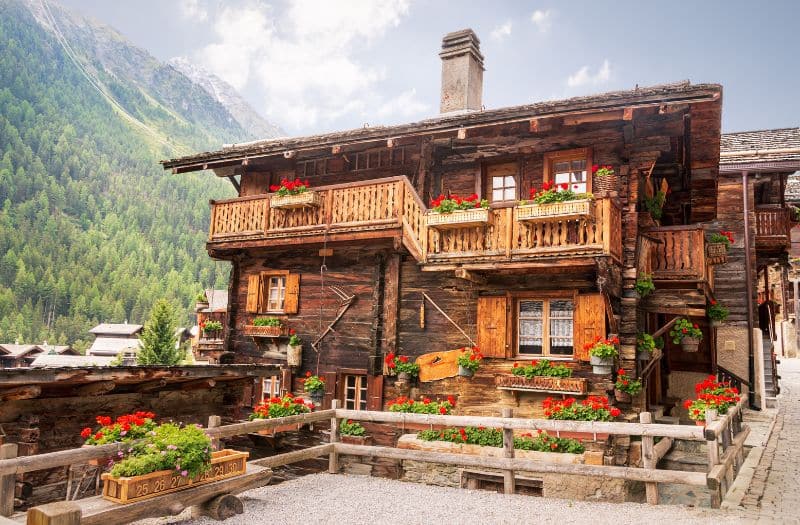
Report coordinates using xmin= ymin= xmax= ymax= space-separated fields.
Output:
xmin=207 ymin=415 xmax=222 ymax=452
xmin=0 ymin=443 xmax=17 ymax=517
xmin=329 ymin=400 xmax=340 ymax=474
xmin=25 ymin=501 xmax=81 ymax=525
xmin=705 ymin=409 xmax=721 ymax=508
xmin=501 ymin=408 xmax=515 ymax=495
xmin=639 ymin=412 xmax=658 ymax=505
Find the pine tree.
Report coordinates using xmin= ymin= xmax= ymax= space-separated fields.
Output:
xmin=137 ymin=299 xmax=184 ymax=365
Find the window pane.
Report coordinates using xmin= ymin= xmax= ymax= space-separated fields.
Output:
xmin=570 ymin=170 xmax=587 ymax=183
xmin=571 ymin=183 xmax=587 ymax=193
xmin=554 ymin=173 xmax=570 ymax=185
xmin=571 ymin=159 xmax=586 ymax=171
xmin=359 ymin=378 xmax=368 ymax=410
xmin=504 ymin=188 xmax=516 ymax=200
xmin=493 ymin=189 xmax=504 ymax=201
xmin=549 ymin=300 xmax=574 ymax=356
xmin=518 ymin=300 xmax=543 ymax=355
xmin=492 ymin=176 xmax=504 ymax=189
xmin=504 ymin=176 xmax=516 ymax=187
xmin=554 ymin=161 xmax=569 ymax=172
xmin=346 ymin=376 xmax=355 ymax=389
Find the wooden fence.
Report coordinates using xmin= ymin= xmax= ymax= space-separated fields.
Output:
xmin=0 ymin=401 xmax=750 ymax=523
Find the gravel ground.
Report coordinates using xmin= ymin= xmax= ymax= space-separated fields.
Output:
xmin=137 ymin=473 xmax=750 ymax=525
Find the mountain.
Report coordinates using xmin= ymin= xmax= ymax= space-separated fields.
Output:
xmin=168 ymin=57 xmax=284 ymax=141
xmin=0 ymin=0 xmax=279 ymax=350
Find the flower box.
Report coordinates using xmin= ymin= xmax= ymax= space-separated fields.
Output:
xmin=426 ymin=208 xmax=490 ymax=230
xmin=100 ymin=449 xmax=248 ymax=504
xmin=270 ymin=191 xmax=321 ymax=210
xmin=494 ymin=375 xmax=588 ymax=395
xmin=707 ymin=242 xmax=728 ymax=265
xmin=243 ymin=325 xmax=287 ymax=338
xmin=516 ymin=199 xmax=594 ymax=222
xmin=341 ymin=434 xmax=373 ymax=446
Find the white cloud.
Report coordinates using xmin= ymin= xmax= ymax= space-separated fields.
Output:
xmin=178 ymin=0 xmax=208 ymax=22
xmin=530 ymin=9 xmax=553 ymax=33
xmin=567 ymin=59 xmax=612 ymax=87
xmin=491 ymin=21 xmax=512 ymax=41
xmin=192 ymin=0 xmax=421 ymax=132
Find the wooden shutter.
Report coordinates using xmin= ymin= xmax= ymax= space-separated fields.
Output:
xmin=245 ymin=274 xmax=261 ymax=313
xmin=366 ymin=374 xmax=384 ymax=411
xmin=477 ymin=296 xmax=508 ymax=358
xmin=322 ymin=372 xmax=337 ymax=409
xmin=284 ymin=273 xmax=300 ymax=314
xmin=574 ymin=293 xmax=605 ymax=361
xmin=280 ymin=368 xmax=293 ymax=396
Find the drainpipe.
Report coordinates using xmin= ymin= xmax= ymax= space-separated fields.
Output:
xmin=742 ymin=170 xmax=760 ymax=409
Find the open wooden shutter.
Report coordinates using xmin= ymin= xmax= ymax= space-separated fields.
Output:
xmin=322 ymin=372 xmax=337 ymax=409
xmin=366 ymin=374 xmax=384 ymax=411
xmin=245 ymin=274 xmax=261 ymax=313
xmin=284 ymin=273 xmax=300 ymax=314
xmin=574 ymin=293 xmax=605 ymax=361
xmin=477 ymin=296 xmax=508 ymax=358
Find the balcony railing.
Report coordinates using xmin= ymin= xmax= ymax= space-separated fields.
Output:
xmin=208 ymin=177 xmax=622 ymax=267
xmin=647 ymin=225 xmax=713 ymax=285
xmin=755 ymin=206 xmax=792 ymax=250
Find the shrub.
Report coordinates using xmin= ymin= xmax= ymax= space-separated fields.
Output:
xmin=387 ymin=395 xmax=455 ymax=415
xmin=615 ymin=369 xmax=642 ymax=395
xmin=250 ymin=393 xmax=313 ymax=419
xmin=511 ymin=359 xmax=572 ymax=378
xmin=543 ymin=396 xmax=621 ymax=421
xmin=252 ymin=317 xmax=283 ymax=327
xmin=456 ymin=346 xmax=483 ymax=373
xmin=339 ymin=419 xmax=366 ymax=437
xmin=669 ymin=318 xmax=703 ymax=344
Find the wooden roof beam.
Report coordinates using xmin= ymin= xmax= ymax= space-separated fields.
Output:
xmin=454 ymin=268 xmax=487 ymax=284
xmin=73 ymin=380 xmax=116 ymax=397
xmin=0 ymin=385 xmax=41 ymax=401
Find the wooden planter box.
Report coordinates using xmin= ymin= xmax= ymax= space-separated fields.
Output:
xmin=516 ymin=199 xmax=594 ymax=222
xmin=100 ymin=449 xmax=248 ymax=504
xmin=495 ymin=374 xmax=588 ymax=395
xmin=243 ymin=325 xmax=286 ymax=338
xmin=707 ymin=242 xmax=728 ymax=265
xmin=341 ymin=434 xmax=373 ymax=446
xmin=270 ymin=191 xmax=321 ymax=209
xmin=426 ymin=208 xmax=490 ymax=230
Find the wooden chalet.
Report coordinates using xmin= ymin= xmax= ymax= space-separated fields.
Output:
xmin=0 ymin=344 xmax=77 ymax=369
xmin=194 ymin=289 xmax=229 ymax=364
xmin=162 ymin=30 xmax=727 ymax=421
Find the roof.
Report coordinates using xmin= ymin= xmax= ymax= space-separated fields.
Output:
xmin=31 ymin=354 xmax=116 ymax=368
xmin=162 ymin=81 xmax=722 ymax=171
xmin=0 ymin=344 xmax=75 ymax=357
xmin=89 ymin=323 xmax=143 ymax=336
xmin=87 ymin=337 xmax=141 ymax=356
xmin=720 ymin=128 xmax=800 ymax=169
xmin=202 ymin=289 xmax=228 ymax=312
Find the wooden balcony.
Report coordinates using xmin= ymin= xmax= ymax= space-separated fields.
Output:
xmin=755 ymin=206 xmax=792 ymax=251
xmin=645 ymin=225 xmax=714 ymax=292
xmin=207 ymin=177 xmax=622 ymax=271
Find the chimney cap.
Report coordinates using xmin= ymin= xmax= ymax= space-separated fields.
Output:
xmin=439 ymin=28 xmax=484 ymax=68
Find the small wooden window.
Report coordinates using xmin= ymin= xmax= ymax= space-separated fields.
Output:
xmin=245 ymin=271 xmax=300 ymax=314
xmin=343 ymin=374 xmax=368 ymax=410
xmin=517 ymin=298 xmax=574 ymax=357
xmin=543 ymin=148 xmax=593 ymax=194
xmin=485 ymin=162 xmax=518 ymax=203
xmin=265 ymin=276 xmax=286 ymax=312
xmin=261 ymin=377 xmax=281 ymax=401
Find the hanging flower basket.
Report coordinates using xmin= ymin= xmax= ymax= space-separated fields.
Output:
xmin=427 ymin=208 xmax=490 ymax=230
xmin=707 ymin=242 xmax=728 ymax=265
xmin=681 ymin=336 xmax=701 ymax=353
xmin=287 ymin=345 xmax=302 ymax=367
xmin=516 ymin=199 xmax=594 ymax=222
xmin=592 ymin=165 xmax=619 ymax=197
xmin=270 ymin=191 xmax=321 ymax=210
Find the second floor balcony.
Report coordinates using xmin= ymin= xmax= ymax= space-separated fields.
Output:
xmin=755 ymin=206 xmax=792 ymax=252
xmin=207 ymin=176 xmax=623 ymax=270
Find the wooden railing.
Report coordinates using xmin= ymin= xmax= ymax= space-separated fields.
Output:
xmin=755 ymin=206 xmax=792 ymax=248
xmin=647 ymin=225 xmax=712 ymax=283
xmin=209 ymin=195 xmax=269 ymax=239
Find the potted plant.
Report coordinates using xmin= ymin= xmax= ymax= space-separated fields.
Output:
xmin=245 ymin=317 xmax=285 ymax=337
xmin=614 ymin=369 xmax=642 ymax=403
xmin=635 ymin=273 xmax=655 ymax=298
xmin=426 ymin=193 xmax=490 ymax=229
xmin=201 ymin=319 xmax=223 ymax=340
xmin=269 ymin=178 xmax=320 ymax=209
xmin=81 ymin=411 xmax=158 ymax=467
xmin=707 ymin=300 xmax=729 ymax=328
xmin=339 ymin=419 xmax=371 ymax=445
xmin=286 ymin=329 xmax=302 ymax=367
xmin=586 ymin=336 xmax=619 ymax=375
xmin=669 ymin=318 xmax=703 ymax=353
xmin=592 ymin=164 xmax=618 ymax=196
xmin=708 ymin=231 xmax=734 ymax=264
xmin=641 ymin=190 xmax=665 ymax=226
xmin=384 ymin=352 xmax=420 ymax=382
xmin=543 ymin=396 xmax=621 ymax=421
xmin=302 ymin=371 xmax=326 ymax=405
xmin=195 ymin=291 xmax=209 ymax=312
xmin=497 ymin=359 xmax=587 ymax=394
xmin=387 ymin=395 xmax=456 ymax=415
xmin=683 ymin=375 xmax=741 ymax=425
xmin=456 ymin=346 xmax=483 ymax=377
xmin=250 ymin=392 xmax=314 ymax=419
xmin=516 ymin=181 xmax=594 ymax=222
xmin=636 ymin=333 xmax=656 ymax=361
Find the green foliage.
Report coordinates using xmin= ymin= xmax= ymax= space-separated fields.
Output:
xmin=201 ymin=320 xmax=222 ymax=332
xmin=543 ymin=396 xmax=621 ymax=421
xmin=709 ymin=231 xmax=734 ymax=248
xmin=384 ymin=353 xmax=420 ymax=377
xmin=249 ymin=394 xmax=313 ymax=419
xmin=137 ymin=299 xmax=184 ymax=365
xmin=511 ymin=359 xmax=572 ymax=378
xmin=109 ymin=423 xmax=212 ymax=479
xmin=643 ymin=191 xmax=666 ymax=220
xmin=417 ymin=427 xmax=584 ymax=454
xmin=387 ymin=395 xmax=455 ymax=415
xmin=669 ymin=318 xmax=703 ymax=344
xmin=615 ymin=369 xmax=642 ymax=395
xmin=252 ymin=317 xmax=283 ymax=327
xmin=302 ymin=373 xmax=326 ymax=393
xmin=635 ymin=273 xmax=655 ymax=297
xmin=588 ymin=336 xmax=619 ymax=359
xmin=81 ymin=411 xmax=157 ymax=445
xmin=339 ymin=419 xmax=366 ymax=437
xmin=636 ymin=333 xmax=656 ymax=355
xmin=0 ymin=2 xmax=245 ymax=346
xmin=455 ymin=346 xmax=483 ymax=373
xmin=707 ymin=301 xmax=729 ymax=322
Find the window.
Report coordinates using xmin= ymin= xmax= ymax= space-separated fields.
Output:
xmin=246 ymin=271 xmax=300 ymax=314
xmin=543 ymin=148 xmax=592 ymax=194
xmin=517 ymin=298 xmax=574 ymax=357
xmin=485 ymin=162 xmax=518 ymax=203
xmin=343 ymin=374 xmax=367 ymax=410
xmin=261 ymin=376 xmax=281 ymax=401
xmin=266 ymin=275 xmax=286 ymax=312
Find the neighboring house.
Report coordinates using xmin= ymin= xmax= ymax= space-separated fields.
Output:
xmin=163 ymin=30 xmax=727 ymax=422
xmin=719 ymin=127 xmax=800 ymax=404
xmin=0 ymin=343 xmax=77 ymax=368
xmin=86 ymin=323 xmax=142 ymax=358
xmin=194 ymin=289 xmax=229 ymax=364
xmin=30 ymin=354 xmax=115 ymax=368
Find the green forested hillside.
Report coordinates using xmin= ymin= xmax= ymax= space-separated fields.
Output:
xmin=0 ymin=1 xmax=256 ymax=350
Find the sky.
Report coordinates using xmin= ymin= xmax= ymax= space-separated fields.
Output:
xmin=59 ymin=0 xmax=800 ymax=137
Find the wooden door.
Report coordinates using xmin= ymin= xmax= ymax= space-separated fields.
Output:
xmin=477 ymin=296 xmax=508 ymax=358
xmin=574 ymin=293 xmax=605 ymax=361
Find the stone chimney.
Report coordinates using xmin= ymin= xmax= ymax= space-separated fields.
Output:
xmin=439 ymin=29 xmax=484 ymax=114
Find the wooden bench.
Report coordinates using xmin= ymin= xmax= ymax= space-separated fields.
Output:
xmin=13 ymin=464 xmax=271 ymax=525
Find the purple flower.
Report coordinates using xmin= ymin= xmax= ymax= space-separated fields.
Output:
xmin=181 ymin=470 xmax=188 ymax=477
xmin=120 ymin=431 xmax=127 ymax=436
xmin=117 ymin=451 xmax=124 ymax=457
xmin=167 ymin=444 xmax=178 ymax=450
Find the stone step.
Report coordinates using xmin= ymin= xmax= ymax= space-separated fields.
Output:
xmin=659 ymin=450 xmax=708 ymax=473
xmin=655 ymin=415 xmax=681 ymax=425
